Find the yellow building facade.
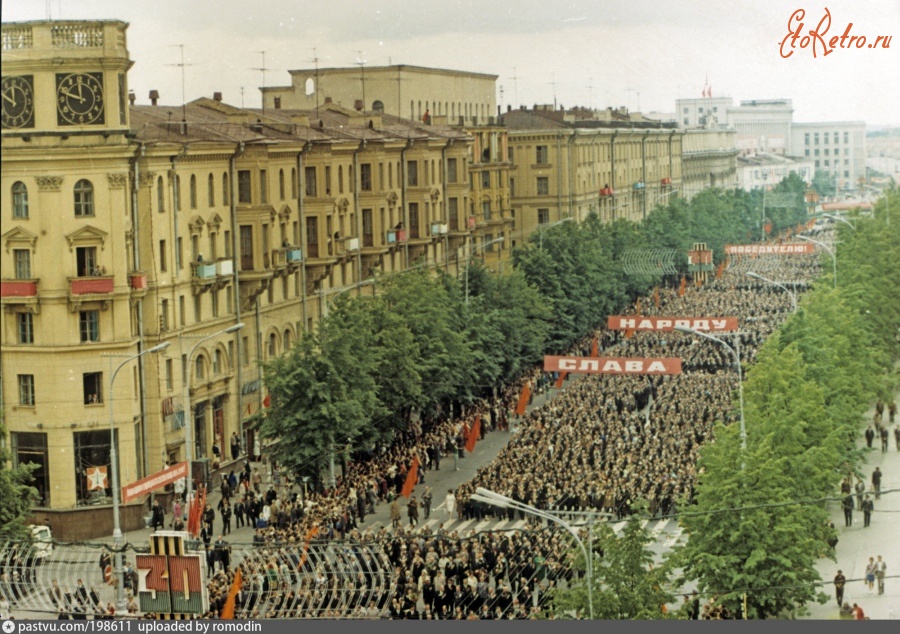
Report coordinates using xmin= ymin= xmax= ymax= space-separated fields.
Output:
xmin=2 ymin=20 xmax=484 ymax=539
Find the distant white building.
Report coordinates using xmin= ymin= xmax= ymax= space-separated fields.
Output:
xmin=727 ymin=100 xmax=794 ymax=155
xmin=736 ymin=152 xmax=814 ymax=191
xmin=675 ymin=97 xmax=732 ymax=129
xmin=790 ymin=122 xmax=866 ymax=191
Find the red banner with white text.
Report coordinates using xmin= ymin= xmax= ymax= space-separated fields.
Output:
xmin=544 ymin=356 xmax=682 ymax=375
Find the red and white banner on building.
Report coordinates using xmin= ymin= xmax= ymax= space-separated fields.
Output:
xmin=607 ymin=316 xmax=739 ymax=332
xmin=544 ymin=356 xmax=682 ymax=375
xmin=725 ymin=243 xmax=814 ymax=255
xmin=122 ymin=461 xmax=188 ymax=504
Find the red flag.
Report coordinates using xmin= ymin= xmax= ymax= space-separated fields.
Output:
xmin=466 ymin=415 xmax=481 ymax=453
xmin=401 ymin=456 xmax=419 ymax=498
xmin=590 ymin=336 xmax=599 ymax=357
xmin=221 ymin=567 xmax=242 ymax=619
xmin=678 ymin=276 xmax=686 ymax=297
xmin=263 ymin=393 xmax=271 ymax=408
xmin=515 ymin=384 xmax=531 ymax=416
xmin=187 ymin=486 xmax=205 ymax=537
xmin=555 ymin=371 xmax=568 ymax=389
xmin=298 ymin=527 xmax=319 ymax=569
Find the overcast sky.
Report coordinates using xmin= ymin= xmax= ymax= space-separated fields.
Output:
xmin=4 ymin=0 xmax=899 ymax=125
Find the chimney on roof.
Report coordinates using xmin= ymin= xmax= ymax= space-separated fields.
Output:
xmin=274 ymin=96 xmax=281 ymax=109
xmin=213 ymin=92 xmax=223 ymax=102
xmin=354 ymin=99 xmax=364 ymax=111
xmin=128 ymin=91 xmax=135 ymax=106
xmin=149 ymin=90 xmax=160 ymax=106
xmin=324 ymin=96 xmax=333 ymax=105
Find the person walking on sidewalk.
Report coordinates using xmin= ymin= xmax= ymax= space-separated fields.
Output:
xmin=874 ymin=556 xmax=886 ymax=595
xmin=871 ymin=467 xmax=882 ymax=500
xmin=862 ymin=495 xmax=874 ymax=528
xmin=834 ymin=570 xmax=846 ymax=606
xmin=407 ymin=495 xmax=419 ymax=527
xmin=445 ymin=489 xmax=457 ymax=521
xmin=865 ymin=426 xmax=875 ymax=449
xmin=855 ymin=478 xmax=866 ymax=510
xmin=865 ymin=557 xmax=877 ymax=593
xmin=390 ymin=496 xmax=401 ymax=531
xmin=881 ymin=426 xmax=889 ymax=452
xmin=895 ymin=425 xmax=900 ymax=451
xmin=842 ymin=493 xmax=854 ymax=527
xmin=423 ymin=487 xmax=433 ymax=520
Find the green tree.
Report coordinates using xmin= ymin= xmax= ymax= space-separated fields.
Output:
xmin=0 ymin=418 xmax=39 ymax=540
xmin=553 ymin=509 xmax=674 ymax=620
xmin=811 ymin=170 xmax=837 ymax=198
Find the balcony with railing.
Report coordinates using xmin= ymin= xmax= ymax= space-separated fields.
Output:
xmin=192 ymin=259 xmax=233 ymax=293
xmin=272 ymin=246 xmax=303 ymax=276
xmin=1 ymin=278 xmax=40 ymax=312
xmin=69 ymin=275 xmax=114 ymax=295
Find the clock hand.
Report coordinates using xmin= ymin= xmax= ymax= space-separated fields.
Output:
xmin=2 ymin=92 xmax=15 ymax=107
xmin=59 ymin=88 xmax=85 ymax=103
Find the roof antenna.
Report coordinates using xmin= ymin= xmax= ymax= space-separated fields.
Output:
xmin=166 ymin=44 xmax=193 ymax=122
xmin=251 ymin=51 xmax=271 ymax=112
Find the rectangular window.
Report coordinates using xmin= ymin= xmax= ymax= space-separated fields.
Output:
xmin=507 ymin=147 xmax=514 ymax=162
xmin=166 ymin=359 xmax=173 ymax=391
xmin=211 ymin=289 xmax=219 ymax=317
xmin=537 ymin=177 xmax=550 ymax=195
xmin=484 ymin=233 xmax=496 ymax=252
xmin=160 ymin=299 xmax=169 ymax=331
xmin=224 ymin=230 xmax=232 ymax=258
xmin=306 ymin=216 xmax=318 ymax=258
xmin=447 ymin=158 xmax=458 ymax=183
xmin=509 ymin=178 xmax=516 ymax=198
xmin=11 ymin=432 xmax=49 ymax=506
xmin=360 ymin=163 xmax=372 ymax=191
xmin=448 ymin=197 xmax=459 ymax=231
xmin=14 ymin=249 xmax=31 ymax=279
xmin=18 ymin=374 xmax=35 ymax=406
xmin=17 ymin=312 xmax=34 ymax=344
xmin=844 ymin=132 xmax=849 ymax=144
xmin=407 ymin=161 xmax=418 ymax=186
xmin=538 ymin=208 xmax=550 ymax=224
xmin=176 ymin=237 xmax=183 ymax=270
xmin=242 ymin=336 xmax=250 ymax=366
xmin=74 ymin=429 xmax=117 ymax=506
xmin=325 ymin=166 xmax=332 ymax=195
xmin=409 ymin=202 xmax=420 ymax=238
xmin=804 ymin=133 xmax=810 ymax=145
xmin=378 ymin=163 xmax=384 ymax=191
xmin=179 ymin=295 xmax=186 ymax=326
xmin=209 ymin=232 xmax=217 ymax=260
xmin=536 ymin=146 xmax=548 ymax=164
xmin=239 ymin=225 xmax=254 ymax=271
xmin=482 ymin=199 xmax=491 ymax=222
xmin=481 ymin=171 xmax=490 ymax=188
xmin=236 ymin=170 xmax=252 ymax=204
xmin=305 ymin=167 xmax=317 ymax=197
xmin=362 ymin=209 xmax=373 ymax=247
xmin=259 ymin=170 xmax=268 ymax=204
xmin=12 ymin=183 xmax=29 ymax=218
xmin=80 ymin=310 xmax=100 ymax=342
xmin=83 ymin=372 xmax=103 ymax=404
xmin=74 ymin=246 xmax=97 ymax=277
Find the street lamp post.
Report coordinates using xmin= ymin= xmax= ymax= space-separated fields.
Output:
xmin=746 ymin=271 xmax=797 ymax=312
xmin=822 ymin=213 xmax=855 ymax=231
xmin=106 ymin=341 xmax=171 ymax=613
xmin=538 ymin=216 xmax=574 ymax=250
xmin=465 ymin=236 xmax=505 ymax=305
xmin=675 ymin=327 xmax=746 ymax=462
xmin=861 ymin=184 xmax=890 ymax=226
xmin=797 ymin=235 xmax=837 ymax=288
xmin=471 ymin=487 xmax=594 ymax=620
xmin=181 ymin=323 xmax=245 ymax=512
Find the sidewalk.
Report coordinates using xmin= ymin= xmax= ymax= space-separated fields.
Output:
xmin=802 ymin=396 xmax=900 ymax=620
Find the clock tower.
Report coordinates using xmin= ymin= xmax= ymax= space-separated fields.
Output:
xmin=1 ymin=20 xmax=133 ymax=135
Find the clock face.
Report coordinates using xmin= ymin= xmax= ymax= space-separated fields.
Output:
xmin=56 ymin=72 xmax=105 ymax=126
xmin=1 ymin=75 xmax=35 ymax=129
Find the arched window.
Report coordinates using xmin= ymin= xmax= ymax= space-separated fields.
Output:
xmin=291 ymin=168 xmax=297 ymax=199
xmin=222 ymin=172 xmax=230 ymax=206
xmin=195 ymin=355 xmax=206 ymax=380
xmin=283 ymin=328 xmax=292 ymax=349
xmin=268 ymin=333 xmax=277 ymax=357
xmin=213 ymin=349 xmax=223 ymax=374
xmin=12 ymin=181 xmax=28 ymax=218
xmin=279 ymin=169 xmax=285 ymax=201
xmin=157 ymin=176 xmax=165 ymax=212
xmin=74 ymin=179 xmax=94 ymax=217
xmin=189 ymin=174 xmax=197 ymax=209
xmin=338 ymin=166 xmax=344 ymax=194
xmin=174 ymin=175 xmax=182 ymax=211
xmin=372 ymin=100 xmax=384 ymax=112
xmin=208 ymin=173 xmax=215 ymax=207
